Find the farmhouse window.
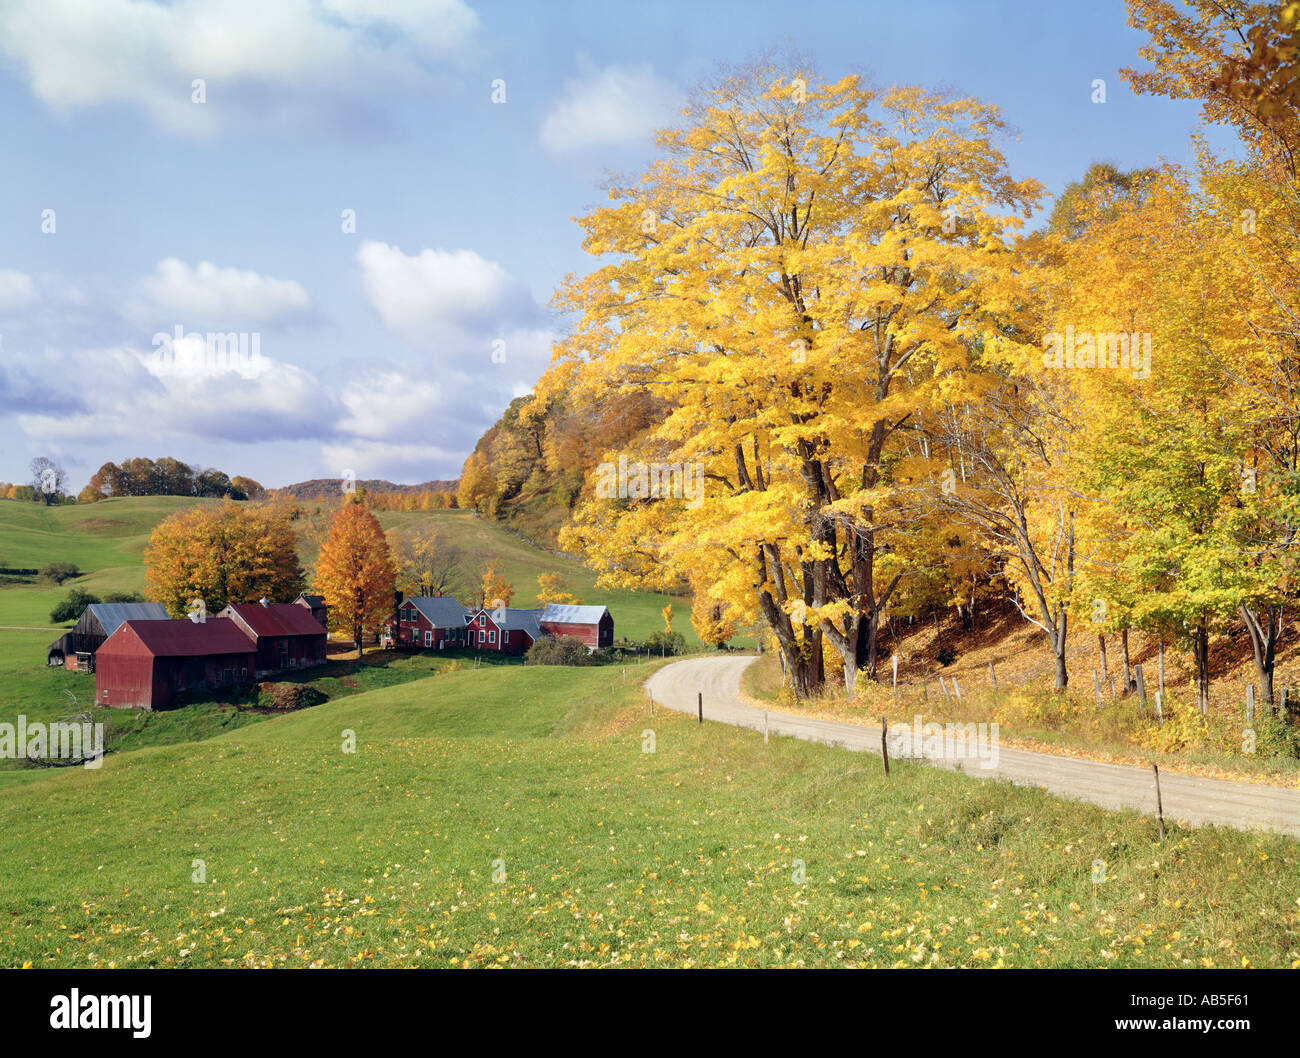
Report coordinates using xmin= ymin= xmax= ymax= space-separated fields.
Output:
xmin=489 ymin=630 xmax=496 ymax=644
xmin=479 ymin=630 xmax=486 ymax=644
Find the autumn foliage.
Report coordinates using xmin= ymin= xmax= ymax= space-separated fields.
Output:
xmin=313 ymin=498 xmax=398 ymax=654
xmin=143 ymin=500 xmax=303 ymax=617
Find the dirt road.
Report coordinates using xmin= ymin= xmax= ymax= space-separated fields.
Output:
xmin=645 ymin=655 xmax=1300 ymax=838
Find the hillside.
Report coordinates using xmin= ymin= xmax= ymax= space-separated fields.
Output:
xmin=0 ymin=496 xmax=223 ymax=626
xmin=272 ymin=478 xmax=457 ymax=501
xmin=0 ymin=495 xmax=698 ymax=645
xmin=0 ymin=662 xmax=1294 ymax=968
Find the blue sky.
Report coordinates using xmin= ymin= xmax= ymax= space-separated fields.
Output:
xmin=0 ymin=0 xmax=1235 ymax=491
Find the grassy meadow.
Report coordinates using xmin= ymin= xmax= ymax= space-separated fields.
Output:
xmin=0 ymin=661 xmax=1297 ymax=968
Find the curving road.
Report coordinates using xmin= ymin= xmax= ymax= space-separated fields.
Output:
xmin=645 ymin=655 xmax=1300 ymax=838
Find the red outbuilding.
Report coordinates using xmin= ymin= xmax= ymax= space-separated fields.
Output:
xmin=217 ymin=601 xmax=328 ymax=676
xmin=95 ymin=618 xmax=256 ymax=710
xmin=539 ymin=604 xmax=614 ymax=650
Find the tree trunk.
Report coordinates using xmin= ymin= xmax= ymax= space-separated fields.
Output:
xmin=1097 ymin=634 xmax=1108 ymax=685
xmin=1240 ymin=604 xmax=1280 ymax=715
xmin=1191 ymin=624 xmax=1210 ymax=715
xmin=355 ymin=623 xmax=364 ymax=657
xmin=1121 ymin=628 xmax=1132 ymax=692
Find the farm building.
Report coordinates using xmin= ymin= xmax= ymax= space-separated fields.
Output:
xmin=466 ymin=606 xmax=544 ymax=653
xmin=385 ymin=594 xmax=471 ymax=649
xmin=95 ymin=618 xmax=256 ymax=710
xmin=217 ymin=601 xmax=328 ymax=676
xmin=292 ymin=593 xmax=329 ymax=629
xmin=46 ymin=602 xmax=171 ymax=671
xmin=539 ymin=604 xmax=614 ymax=649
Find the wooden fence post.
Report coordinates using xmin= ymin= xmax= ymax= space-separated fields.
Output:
xmin=697 ymin=691 xmax=703 ymax=724
xmin=1154 ymin=690 xmax=1163 ymax=727
xmin=1158 ymin=642 xmax=1166 ymax=700
xmin=1246 ymin=684 xmax=1255 ymax=726
xmin=880 ymin=716 xmax=890 ymax=778
xmin=953 ymin=678 xmax=962 ymax=703
xmin=1153 ymin=764 xmax=1166 ymax=841
xmin=1093 ymin=669 xmax=1102 ymax=709
xmin=1134 ymin=664 xmax=1147 ymax=713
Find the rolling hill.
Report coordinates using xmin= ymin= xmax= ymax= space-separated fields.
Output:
xmin=0 ymin=495 xmax=702 ymax=645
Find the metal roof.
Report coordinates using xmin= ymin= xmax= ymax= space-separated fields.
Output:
xmin=540 ymin=603 xmax=610 ymax=625
xmin=105 ymin=618 xmax=256 ymax=657
xmin=407 ymin=596 xmax=471 ymax=628
xmin=473 ymin=606 xmax=544 ymax=638
xmin=86 ymin=602 xmax=170 ymax=635
xmin=221 ymin=603 xmax=328 ymax=638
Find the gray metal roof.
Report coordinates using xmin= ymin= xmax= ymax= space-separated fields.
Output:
xmin=88 ymin=602 xmax=170 ymax=635
xmin=472 ymin=606 xmax=544 ymax=638
xmin=407 ymin=596 xmax=471 ymax=628
xmin=540 ymin=603 xmax=610 ymax=625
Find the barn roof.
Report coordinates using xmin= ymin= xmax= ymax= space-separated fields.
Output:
xmin=408 ymin=596 xmax=471 ymax=628
xmin=87 ymin=602 xmax=170 ymax=635
xmin=540 ymin=603 xmax=610 ymax=625
xmin=108 ymin=618 xmax=256 ymax=657
xmin=222 ymin=602 xmax=327 ymax=638
xmin=295 ymin=594 xmax=326 ymax=608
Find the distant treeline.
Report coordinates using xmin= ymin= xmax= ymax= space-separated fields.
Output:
xmin=81 ymin=459 xmax=263 ymax=502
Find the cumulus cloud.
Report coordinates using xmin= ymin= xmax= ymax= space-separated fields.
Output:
xmin=540 ymin=60 xmax=681 ymax=157
xmin=0 ymin=270 xmax=38 ymax=313
xmin=15 ymin=343 xmax=337 ymax=448
xmin=355 ymin=240 xmax=542 ymax=347
xmin=139 ymin=258 xmax=312 ymax=326
xmin=0 ymin=0 xmax=479 ymax=136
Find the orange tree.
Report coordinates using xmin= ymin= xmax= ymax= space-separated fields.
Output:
xmin=313 ymin=497 xmax=397 ymax=654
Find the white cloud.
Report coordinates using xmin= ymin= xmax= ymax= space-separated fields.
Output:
xmin=321 ymin=439 xmax=462 ymax=482
xmin=15 ymin=343 xmax=336 ymax=447
xmin=139 ymin=258 xmax=312 ymax=325
xmin=0 ymin=0 xmax=479 ymax=136
xmin=540 ymin=61 xmax=680 ymax=157
xmin=355 ymin=240 xmax=540 ymax=347
xmin=0 ymin=270 xmax=38 ymax=312
xmin=337 ymin=371 xmax=446 ymax=437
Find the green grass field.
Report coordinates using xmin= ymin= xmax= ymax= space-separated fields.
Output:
xmin=0 ymin=662 xmax=1296 ymax=968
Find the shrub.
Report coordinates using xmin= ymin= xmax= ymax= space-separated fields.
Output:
xmin=645 ymin=630 xmax=688 ymax=656
xmin=526 ymin=635 xmax=595 ymax=666
xmin=40 ymin=561 xmax=80 ymax=584
xmin=936 ymin=645 xmax=957 ymax=666
xmin=50 ymin=588 xmax=100 ymax=623
xmin=257 ymin=683 xmax=328 ymax=711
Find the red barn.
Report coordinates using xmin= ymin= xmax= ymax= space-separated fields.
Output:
xmin=539 ymin=604 xmax=613 ymax=650
xmin=217 ymin=601 xmax=328 ymax=676
xmin=465 ymin=607 xmax=543 ymax=653
xmin=95 ymin=619 xmax=256 ymax=710
xmin=384 ymin=595 xmax=471 ymax=649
